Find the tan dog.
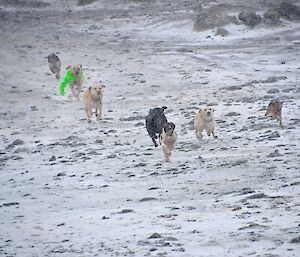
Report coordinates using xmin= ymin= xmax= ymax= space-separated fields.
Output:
xmin=66 ymin=64 xmax=84 ymax=100
xmin=83 ymin=83 xmax=105 ymax=123
xmin=159 ymin=122 xmax=177 ymax=162
xmin=194 ymin=107 xmax=217 ymax=140
xmin=47 ymin=53 xmax=61 ymax=79
xmin=265 ymin=100 xmax=283 ymax=127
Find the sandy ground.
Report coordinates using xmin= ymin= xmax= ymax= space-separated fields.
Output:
xmin=0 ymin=0 xmax=300 ymax=256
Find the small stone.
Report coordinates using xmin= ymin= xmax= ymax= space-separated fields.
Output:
xmin=238 ymin=11 xmax=262 ymax=27
xmin=88 ymin=25 xmax=100 ymax=30
xmin=49 ymin=156 xmax=56 ymax=162
xmin=119 ymin=209 xmax=134 ymax=214
xmin=1 ymin=202 xmax=19 ymax=207
xmin=290 ymin=237 xmax=300 ymax=243
xmin=225 ymin=112 xmax=241 ymax=117
xmin=139 ymin=197 xmax=157 ymax=202
xmin=107 ymin=154 xmax=117 ymax=159
xmin=148 ymin=233 xmax=162 ymax=239
xmin=7 ymin=139 xmax=24 ymax=149
xmin=215 ymin=27 xmax=229 ymax=37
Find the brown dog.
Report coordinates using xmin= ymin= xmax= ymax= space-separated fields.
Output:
xmin=265 ymin=100 xmax=283 ymax=127
xmin=194 ymin=107 xmax=217 ymax=140
xmin=83 ymin=83 xmax=105 ymax=123
xmin=159 ymin=122 xmax=177 ymax=162
xmin=66 ymin=64 xmax=84 ymax=100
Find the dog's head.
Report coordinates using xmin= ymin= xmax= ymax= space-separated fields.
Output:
xmin=200 ymin=107 xmax=215 ymax=119
xmin=163 ymin=122 xmax=176 ymax=135
xmin=89 ymin=82 xmax=105 ymax=97
xmin=47 ymin=53 xmax=59 ymax=62
xmin=67 ymin=64 xmax=82 ymax=76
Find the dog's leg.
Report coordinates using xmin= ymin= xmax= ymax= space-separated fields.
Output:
xmin=162 ymin=144 xmax=170 ymax=162
xmin=69 ymin=84 xmax=77 ymax=99
xmin=96 ymin=103 xmax=103 ymax=121
xmin=85 ymin=107 xmax=91 ymax=123
xmin=55 ymin=72 xmax=60 ymax=79
xmin=278 ymin=113 xmax=283 ymax=127
xmin=195 ymin=129 xmax=203 ymax=140
xmin=152 ymin=138 xmax=158 ymax=147
xmin=212 ymin=130 xmax=218 ymax=139
xmin=76 ymin=84 xmax=81 ymax=101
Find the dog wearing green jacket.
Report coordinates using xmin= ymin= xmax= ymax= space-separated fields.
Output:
xmin=59 ymin=64 xmax=84 ymax=100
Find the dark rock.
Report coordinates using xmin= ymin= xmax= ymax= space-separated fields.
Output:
xmin=1 ymin=202 xmax=19 ymax=207
xmin=277 ymin=2 xmax=300 ymax=20
xmin=148 ymin=233 xmax=162 ymax=239
xmin=49 ymin=156 xmax=56 ymax=162
xmin=222 ymin=85 xmax=242 ymax=91
xmin=238 ymin=11 xmax=262 ymax=27
xmin=119 ymin=209 xmax=134 ymax=214
xmin=120 ymin=115 xmax=144 ymax=122
xmin=225 ymin=112 xmax=241 ymax=117
xmin=263 ymin=9 xmax=281 ymax=25
xmin=7 ymin=139 xmax=24 ymax=149
xmin=139 ymin=197 xmax=157 ymax=202
xmin=246 ymin=193 xmax=268 ymax=199
xmin=215 ymin=27 xmax=229 ymax=36
xmin=77 ymin=0 xmax=97 ymax=6
xmin=88 ymin=25 xmax=100 ymax=30
xmin=267 ymin=149 xmax=281 ymax=158
xmin=290 ymin=237 xmax=300 ymax=243
xmin=2 ymin=0 xmax=51 ymax=7
xmin=134 ymin=162 xmax=147 ymax=167
xmin=194 ymin=10 xmax=238 ymax=31
xmin=135 ymin=122 xmax=144 ymax=127
xmin=107 ymin=154 xmax=117 ymax=159
xmin=261 ymin=76 xmax=287 ymax=83
xmin=57 ymin=172 xmax=66 ymax=177
xmin=268 ymin=131 xmax=280 ymax=139
xmin=267 ymin=88 xmax=280 ymax=94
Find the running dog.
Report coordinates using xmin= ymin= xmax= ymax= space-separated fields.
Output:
xmin=265 ymin=100 xmax=283 ymax=127
xmin=83 ymin=83 xmax=105 ymax=123
xmin=160 ymin=122 xmax=177 ymax=162
xmin=47 ymin=53 xmax=61 ymax=79
xmin=145 ymin=106 xmax=168 ymax=147
xmin=66 ymin=64 xmax=84 ymax=100
xmin=194 ymin=107 xmax=217 ymax=140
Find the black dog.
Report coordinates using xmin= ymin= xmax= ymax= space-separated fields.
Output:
xmin=145 ymin=106 xmax=168 ymax=147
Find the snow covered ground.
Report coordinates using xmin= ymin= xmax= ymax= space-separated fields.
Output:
xmin=0 ymin=0 xmax=299 ymax=256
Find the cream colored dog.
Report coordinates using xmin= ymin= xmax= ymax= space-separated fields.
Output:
xmin=66 ymin=64 xmax=84 ymax=100
xmin=159 ymin=122 xmax=177 ymax=162
xmin=83 ymin=83 xmax=105 ymax=123
xmin=194 ymin=107 xmax=217 ymax=140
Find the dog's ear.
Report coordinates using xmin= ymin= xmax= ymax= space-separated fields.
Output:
xmin=162 ymin=106 xmax=167 ymax=111
xmin=198 ymin=108 xmax=202 ymax=113
xmin=66 ymin=65 xmax=71 ymax=70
